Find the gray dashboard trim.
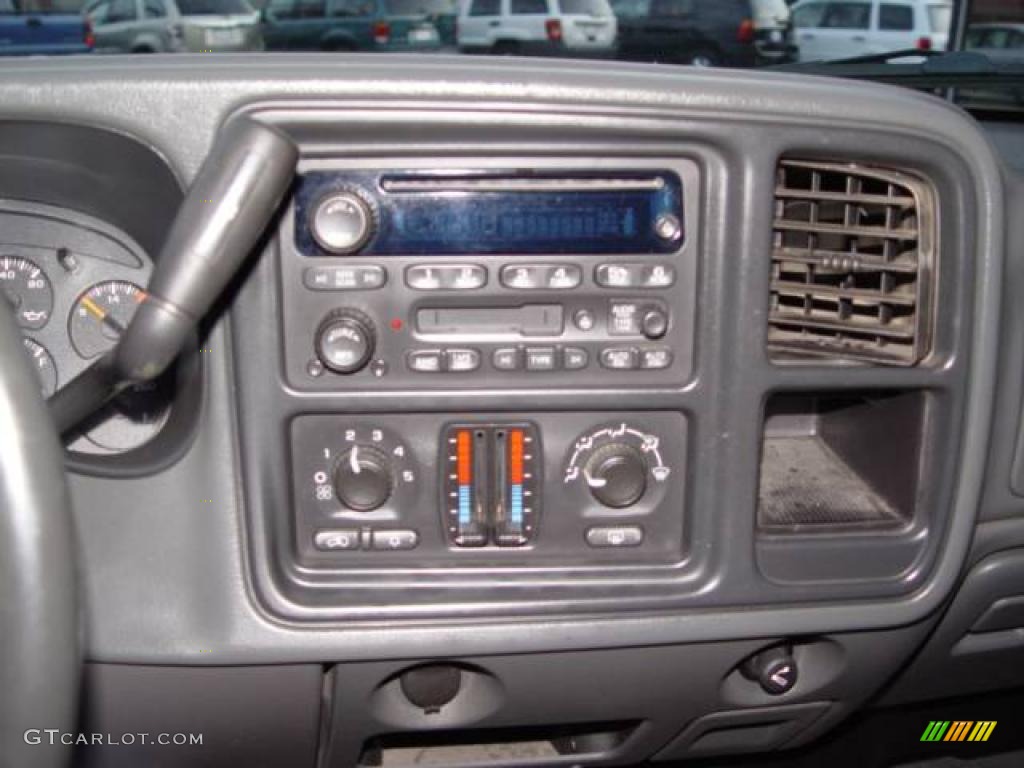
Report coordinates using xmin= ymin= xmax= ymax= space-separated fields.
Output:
xmin=0 ymin=55 xmax=1003 ymax=662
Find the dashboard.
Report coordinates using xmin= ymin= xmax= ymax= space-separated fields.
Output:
xmin=0 ymin=54 xmax=1022 ymax=768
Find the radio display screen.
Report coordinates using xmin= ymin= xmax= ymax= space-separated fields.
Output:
xmin=295 ymin=171 xmax=684 ymax=257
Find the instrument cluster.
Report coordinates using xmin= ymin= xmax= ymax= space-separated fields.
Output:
xmin=0 ymin=199 xmax=171 ymax=455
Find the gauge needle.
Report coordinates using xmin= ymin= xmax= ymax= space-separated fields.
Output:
xmin=81 ymin=296 xmax=127 ymax=335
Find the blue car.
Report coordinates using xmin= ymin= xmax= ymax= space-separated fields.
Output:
xmin=0 ymin=0 xmax=94 ymax=54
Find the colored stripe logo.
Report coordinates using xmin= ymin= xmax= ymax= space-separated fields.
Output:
xmin=920 ymin=721 xmax=996 ymax=742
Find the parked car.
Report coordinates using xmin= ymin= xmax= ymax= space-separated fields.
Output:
xmin=611 ymin=0 xmax=793 ymax=67
xmin=262 ymin=0 xmax=455 ymax=52
xmin=963 ymin=23 xmax=1024 ymax=106
xmin=456 ymin=0 xmax=617 ymax=57
xmin=790 ymin=0 xmax=951 ymax=62
xmin=0 ymin=0 xmax=93 ymax=54
xmin=86 ymin=0 xmax=263 ymax=52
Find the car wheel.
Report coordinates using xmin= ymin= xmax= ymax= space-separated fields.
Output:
xmin=686 ymin=48 xmax=719 ymax=67
xmin=492 ymin=40 xmax=521 ymax=56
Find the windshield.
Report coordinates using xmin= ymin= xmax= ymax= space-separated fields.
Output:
xmin=3 ymin=0 xmax=1019 ymax=116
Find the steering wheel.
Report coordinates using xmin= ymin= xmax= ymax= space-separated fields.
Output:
xmin=0 ymin=301 xmax=79 ymax=767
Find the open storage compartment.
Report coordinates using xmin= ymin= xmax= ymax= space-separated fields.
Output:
xmin=758 ymin=390 xmax=925 ymax=533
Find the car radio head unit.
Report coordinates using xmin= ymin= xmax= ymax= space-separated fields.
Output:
xmin=294 ymin=170 xmax=684 ymax=257
xmin=278 ymin=158 xmax=698 ymax=391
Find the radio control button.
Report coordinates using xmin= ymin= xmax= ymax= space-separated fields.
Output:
xmin=447 ymin=265 xmax=487 ymax=290
xmin=586 ymin=525 xmax=644 ymax=548
xmin=573 ymin=309 xmax=596 ymax=332
xmin=304 ymin=265 xmax=386 ymax=291
xmin=596 ymin=263 xmax=642 ymax=288
xmin=501 ymin=265 xmax=543 ymax=290
xmin=600 ymin=347 xmax=638 ymax=370
xmin=608 ymin=302 xmax=642 ymax=335
xmin=642 ymin=264 xmax=675 ymax=288
xmin=641 ymin=308 xmax=669 ymax=339
xmin=493 ymin=348 xmax=521 ymax=371
xmin=316 ymin=310 xmax=375 ymax=374
xmin=310 ymin=190 xmax=376 ymax=254
xmin=525 ymin=347 xmax=557 ymax=371
xmin=408 ymin=350 xmax=444 ymax=373
xmin=640 ymin=347 xmax=673 ymax=370
xmin=446 ymin=348 xmax=481 ymax=372
xmin=314 ymin=529 xmax=362 ymax=551
xmin=371 ymin=529 xmax=420 ymax=551
xmin=406 ymin=265 xmax=486 ymax=291
xmin=546 ymin=265 xmax=582 ymax=289
xmin=563 ymin=347 xmax=589 ymax=370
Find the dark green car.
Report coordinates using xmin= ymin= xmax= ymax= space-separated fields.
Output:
xmin=261 ymin=0 xmax=456 ymax=51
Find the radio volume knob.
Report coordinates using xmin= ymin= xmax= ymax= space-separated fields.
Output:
xmin=316 ymin=309 xmax=376 ymax=374
xmin=334 ymin=444 xmax=392 ymax=512
xmin=584 ymin=443 xmax=648 ymax=509
xmin=310 ymin=188 xmax=377 ymax=254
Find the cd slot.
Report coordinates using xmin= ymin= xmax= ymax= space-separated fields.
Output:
xmin=417 ymin=305 xmax=564 ymax=338
xmin=380 ymin=176 xmax=667 ymax=193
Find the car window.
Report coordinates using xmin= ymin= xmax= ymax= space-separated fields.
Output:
xmin=329 ymin=0 xmax=373 ymax=14
xmin=104 ymin=0 xmax=137 ymax=22
xmin=143 ymin=0 xmax=165 ymax=16
xmin=927 ymin=4 xmax=950 ymax=34
xmin=468 ymin=0 xmax=498 ymax=14
xmin=176 ymin=0 xmax=250 ymax=13
xmin=13 ymin=0 xmax=85 ymax=12
xmin=510 ymin=0 xmax=545 ymax=14
xmin=821 ymin=2 xmax=870 ymax=29
xmin=385 ymin=0 xmax=453 ymax=14
xmin=879 ymin=4 xmax=913 ymax=31
xmin=607 ymin=0 xmax=648 ymax=17
xmin=792 ymin=3 xmax=827 ymax=29
xmin=270 ymin=0 xmax=324 ymax=16
xmin=559 ymin=0 xmax=607 ymax=15
xmin=649 ymin=0 xmax=691 ymax=19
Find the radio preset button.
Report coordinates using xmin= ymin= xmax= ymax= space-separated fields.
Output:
xmin=640 ymin=347 xmax=673 ymax=370
xmin=501 ymin=265 xmax=542 ymax=290
xmin=408 ymin=350 xmax=444 ymax=372
xmin=314 ymin=529 xmax=362 ymax=551
xmin=493 ymin=348 xmax=521 ymax=371
xmin=595 ymin=263 xmax=642 ymax=288
xmin=547 ymin=265 xmax=582 ymax=289
xmin=600 ymin=347 xmax=638 ymax=370
xmin=642 ymin=264 xmax=676 ymax=288
xmin=563 ymin=347 xmax=589 ymax=370
xmin=303 ymin=265 xmax=386 ymax=291
xmin=525 ymin=347 xmax=557 ymax=371
xmin=310 ymin=190 xmax=376 ymax=254
xmin=370 ymin=529 xmax=420 ymax=551
xmin=406 ymin=265 xmax=486 ymax=291
xmin=446 ymin=348 xmax=481 ymax=373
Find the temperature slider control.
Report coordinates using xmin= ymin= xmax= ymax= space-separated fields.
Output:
xmin=442 ymin=424 xmax=541 ymax=548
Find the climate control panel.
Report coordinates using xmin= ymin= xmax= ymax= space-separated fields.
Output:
xmin=290 ymin=412 xmax=687 ymax=568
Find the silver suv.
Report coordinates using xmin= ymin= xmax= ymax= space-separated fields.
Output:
xmin=86 ymin=0 xmax=264 ymax=53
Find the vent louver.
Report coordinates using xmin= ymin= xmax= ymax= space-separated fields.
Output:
xmin=768 ymin=160 xmax=935 ymax=365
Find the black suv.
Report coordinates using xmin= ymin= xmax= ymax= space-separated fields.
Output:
xmin=611 ymin=0 xmax=794 ymax=67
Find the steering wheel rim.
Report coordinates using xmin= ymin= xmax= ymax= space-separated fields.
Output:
xmin=0 ymin=301 xmax=79 ymax=768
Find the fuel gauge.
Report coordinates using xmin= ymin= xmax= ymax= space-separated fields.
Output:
xmin=22 ymin=338 xmax=57 ymax=398
xmin=69 ymin=280 xmax=146 ymax=359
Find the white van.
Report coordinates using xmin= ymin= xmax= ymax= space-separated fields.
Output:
xmin=790 ymin=0 xmax=952 ymax=62
xmin=457 ymin=0 xmax=617 ymax=56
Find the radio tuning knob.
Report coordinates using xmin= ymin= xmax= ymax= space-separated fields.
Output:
xmin=334 ymin=444 xmax=392 ymax=512
xmin=583 ymin=443 xmax=648 ymax=509
xmin=309 ymin=187 xmax=377 ymax=255
xmin=315 ymin=309 xmax=376 ymax=375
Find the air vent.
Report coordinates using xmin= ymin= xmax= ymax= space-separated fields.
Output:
xmin=768 ymin=160 xmax=936 ymax=365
